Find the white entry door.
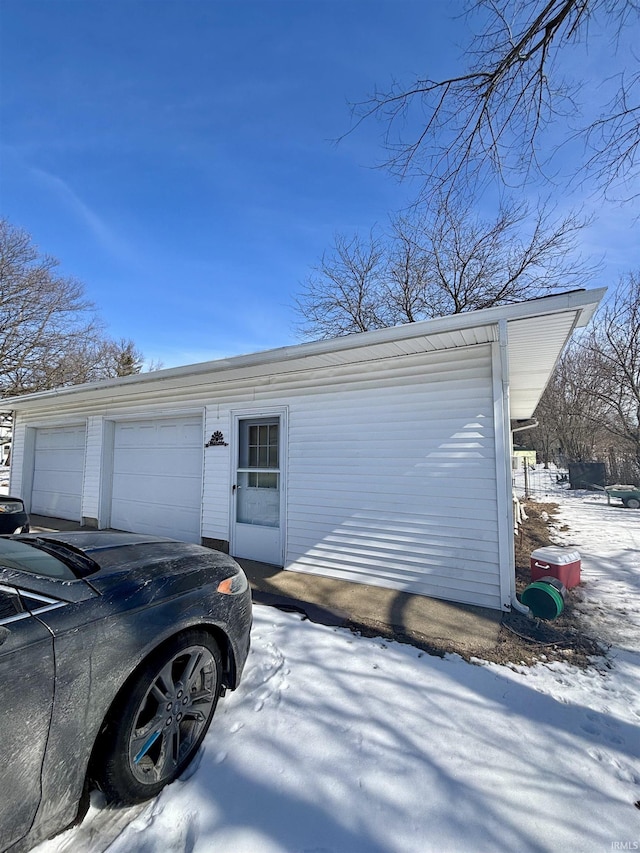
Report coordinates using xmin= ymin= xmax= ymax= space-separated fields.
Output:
xmin=232 ymin=415 xmax=283 ymax=565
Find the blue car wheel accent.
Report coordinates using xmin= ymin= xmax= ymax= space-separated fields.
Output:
xmin=133 ymin=730 xmax=162 ymax=764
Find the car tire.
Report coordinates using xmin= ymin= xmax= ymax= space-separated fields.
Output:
xmin=624 ymin=497 xmax=640 ymax=509
xmin=93 ymin=630 xmax=222 ymax=804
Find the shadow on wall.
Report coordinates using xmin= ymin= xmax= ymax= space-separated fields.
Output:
xmin=285 ymin=403 xmax=503 ymax=610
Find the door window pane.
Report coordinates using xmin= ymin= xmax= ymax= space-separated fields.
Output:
xmin=237 ymin=471 xmax=279 ymax=527
xmin=247 ymin=472 xmax=278 ymax=489
xmin=240 ymin=420 xmax=278 ymax=469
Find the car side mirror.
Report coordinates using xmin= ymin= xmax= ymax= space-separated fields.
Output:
xmin=0 ymin=626 xmax=9 ymax=647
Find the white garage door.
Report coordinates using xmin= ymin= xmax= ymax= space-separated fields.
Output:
xmin=31 ymin=425 xmax=86 ymax=521
xmin=111 ymin=416 xmax=203 ymax=543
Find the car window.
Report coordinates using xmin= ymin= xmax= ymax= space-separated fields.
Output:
xmin=0 ymin=539 xmax=76 ymax=580
xmin=0 ymin=583 xmax=66 ymax=624
xmin=0 ymin=588 xmax=23 ymax=621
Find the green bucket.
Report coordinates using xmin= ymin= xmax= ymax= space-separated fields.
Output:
xmin=521 ymin=577 xmax=566 ymax=620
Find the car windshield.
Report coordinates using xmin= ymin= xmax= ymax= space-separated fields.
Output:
xmin=0 ymin=538 xmax=77 ymax=580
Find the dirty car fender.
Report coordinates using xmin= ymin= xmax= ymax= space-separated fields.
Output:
xmin=29 ymin=583 xmax=251 ymax=847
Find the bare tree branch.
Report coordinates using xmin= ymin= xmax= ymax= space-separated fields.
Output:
xmin=294 ymin=195 xmax=594 ymax=339
xmin=580 ymin=272 xmax=640 ymax=461
xmin=349 ymin=0 xmax=639 ymax=200
xmin=530 ymin=271 xmax=640 ymax=480
xmin=0 ymin=219 xmax=144 ymax=397
xmin=294 ymin=233 xmax=391 ymax=338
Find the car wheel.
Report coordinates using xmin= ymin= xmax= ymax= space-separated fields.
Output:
xmin=624 ymin=497 xmax=640 ymax=509
xmin=94 ymin=630 xmax=222 ymax=803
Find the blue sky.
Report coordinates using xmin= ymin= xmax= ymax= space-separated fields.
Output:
xmin=1 ymin=0 xmax=638 ymax=368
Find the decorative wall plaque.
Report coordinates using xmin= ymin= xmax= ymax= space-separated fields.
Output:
xmin=205 ymin=431 xmax=228 ymax=447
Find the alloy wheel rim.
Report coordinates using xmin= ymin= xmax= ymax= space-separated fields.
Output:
xmin=128 ymin=645 xmax=217 ymax=785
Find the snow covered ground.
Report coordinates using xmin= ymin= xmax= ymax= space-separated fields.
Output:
xmin=26 ymin=472 xmax=639 ymax=853
xmin=531 ymin=470 xmax=640 ymax=652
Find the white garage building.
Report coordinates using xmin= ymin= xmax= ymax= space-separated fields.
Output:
xmin=4 ymin=290 xmax=603 ymax=611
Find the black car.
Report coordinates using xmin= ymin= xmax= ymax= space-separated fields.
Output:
xmin=0 ymin=497 xmax=29 ymax=535
xmin=0 ymin=532 xmax=252 ymax=853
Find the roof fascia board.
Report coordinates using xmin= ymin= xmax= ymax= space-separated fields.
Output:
xmin=2 ymin=288 xmax=605 ymax=410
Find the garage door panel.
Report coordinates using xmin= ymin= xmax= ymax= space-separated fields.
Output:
xmin=111 ymin=417 xmax=203 ymax=543
xmin=31 ymin=426 xmax=85 ymax=521
xmin=113 ymin=448 xmax=202 ymax=477
xmin=35 ymin=428 xmax=85 ymax=452
xmin=112 ymin=472 xmax=201 ymax=505
xmin=33 ymin=450 xmax=84 ymax=475
xmin=33 ymin=469 xmax=84 ymax=496
xmin=111 ymin=500 xmax=200 ymax=541
xmin=116 ymin=421 xmax=201 ymax=448
xmin=31 ymin=489 xmax=82 ymax=520
xmin=112 ymin=449 xmax=167 ymax=475
xmin=158 ymin=422 xmax=202 ymax=444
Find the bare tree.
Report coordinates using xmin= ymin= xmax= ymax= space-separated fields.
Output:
xmin=0 ymin=219 xmax=144 ymax=397
xmin=0 ymin=219 xmax=99 ymax=396
xmin=528 ymin=273 xmax=640 ymax=481
xmin=383 ymin=215 xmax=433 ymax=323
xmin=580 ymin=272 xmax=640 ymax=472
xmin=35 ymin=337 xmax=145 ymax=390
xmin=529 ymin=341 xmax=609 ymax=466
xmin=295 ymin=233 xmax=391 ymax=338
xmin=406 ymin=194 xmax=591 ymax=314
xmin=295 ymin=195 xmax=592 ymax=339
xmin=353 ymin=0 xmax=640 ymax=200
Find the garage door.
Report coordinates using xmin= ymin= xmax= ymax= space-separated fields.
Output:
xmin=111 ymin=416 xmax=203 ymax=543
xmin=31 ymin=425 xmax=86 ymax=521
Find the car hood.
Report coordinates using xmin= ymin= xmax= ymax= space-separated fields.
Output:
xmin=20 ymin=532 xmax=243 ymax=594
xmin=32 ymin=531 xmax=175 ymax=554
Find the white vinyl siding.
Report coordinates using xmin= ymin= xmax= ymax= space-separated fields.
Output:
xmin=9 ymin=344 xmax=501 ymax=607
xmin=202 ymin=409 xmax=231 ymax=542
xmin=81 ymin=416 xmax=104 ymax=522
xmin=110 ymin=416 xmax=203 ymax=543
xmin=8 ymin=420 xmax=27 ymax=499
xmin=31 ymin=425 xmax=86 ymax=521
xmin=285 ymin=346 xmax=500 ymax=608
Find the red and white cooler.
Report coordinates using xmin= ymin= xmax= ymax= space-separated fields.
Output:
xmin=530 ymin=546 xmax=581 ymax=589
